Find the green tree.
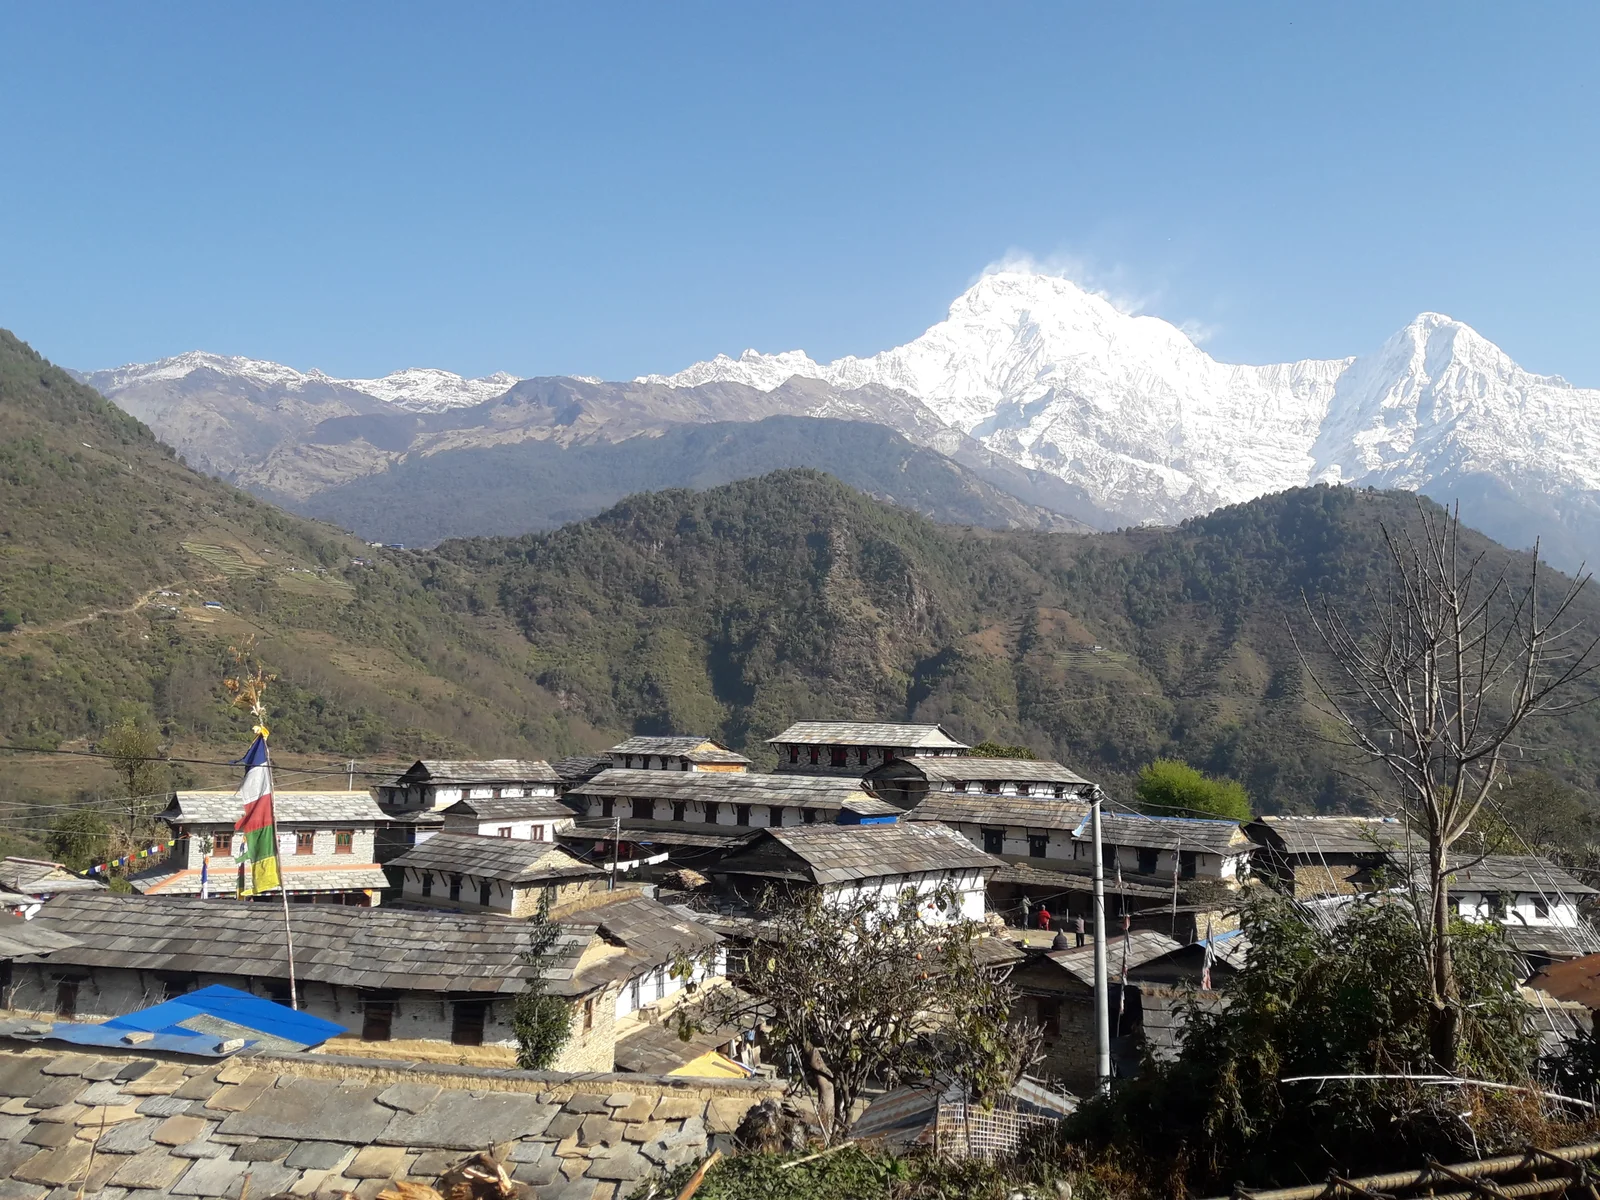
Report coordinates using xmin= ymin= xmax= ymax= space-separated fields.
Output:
xmin=969 ymin=741 xmax=1037 ymax=759
xmin=511 ymin=909 xmax=572 ymax=1070
xmin=1070 ymin=895 xmax=1537 ymax=1193
xmin=1135 ymin=758 xmax=1250 ymax=821
xmin=99 ymin=715 xmax=169 ymax=843
xmin=47 ymin=807 xmax=112 ymax=872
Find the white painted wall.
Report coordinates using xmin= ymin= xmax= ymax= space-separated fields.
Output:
xmin=820 ymin=869 xmax=988 ymax=925
xmin=1454 ymin=890 xmax=1581 ymax=928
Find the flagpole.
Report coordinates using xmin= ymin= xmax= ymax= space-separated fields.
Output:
xmin=261 ymin=737 xmax=300 ymax=1011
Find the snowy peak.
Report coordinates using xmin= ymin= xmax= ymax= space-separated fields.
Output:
xmin=81 ymin=353 xmax=521 ymax=412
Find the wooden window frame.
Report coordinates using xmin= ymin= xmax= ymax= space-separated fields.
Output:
xmin=333 ymin=829 xmax=354 ymax=855
xmin=295 ymin=830 xmax=315 ymax=856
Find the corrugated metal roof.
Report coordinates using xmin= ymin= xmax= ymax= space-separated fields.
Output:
xmin=719 ymin=822 xmax=1002 ymax=885
xmin=389 ymin=834 xmax=602 ymax=884
xmin=906 ymin=795 xmax=1092 ymax=831
xmin=873 ymin=758 xmax=1093 ymax=786
xmin=571 ymin=769 xmax=878 ymax=808
xmin=1074 ymin=812 xmax=1255 ymax=856
xmin=162 ymin=791 xmax=387 ymax=825
xmin=394 ymin=759 xmax=561 ymax=786
xmin=766 ymin=722 xmax=969 ymax=750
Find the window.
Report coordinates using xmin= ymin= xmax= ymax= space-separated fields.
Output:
xmin=450 ymin=1000 xmax=487 ymax=1046
xmin=858 ymin=747 xmax=868 ymax=766
xmin=421 ymin=872 xmax=433 ymax=897
xmin=1017 ymin=783 xmax=1031 ymax=797
xmin=1534 ymin=894 xmax=1550 ymax=919
xmin=1488 ymin=893 xmax=1508 ymax=920
xmin=788 ymin=746 xmax=799 ymax=764
xmin=678 ymin=758 xmax=690 ymax=771
xmin=1179 ymin=850 xmax=1197 ymax=880
xmin=982 ymin=828 xmax=1004 ymax=854
xmin=623 ymin=755 xmax=634 ymax=769
xmin=632 ymin=798 xmax=653 ymax=821
xmin=705 ymin=802 xmax=720 ymax=824
xmin=831 ymin=747 xmax=848 ymax=768
xmin=583 ymin=997 xmax=595 ymax=1032
xmin=530 ymin=824 xmax=546 ymax=842
xmin=212 ymin=833 xmax=232 ymax=857
xmin=629 ymin=976 xmax=642 ymax=1011
xmin=449 ymin=874 xmax=462 ymax=902
xmin=672 ymin=801 xmax=686 ymax=822
xmin=802 ymin=807 xmax=817 ymax=824
xmin=478 ymin=880 xmax=492 ymax=907
xmin=1137 ymin=847 xmax=1159 ymax=874
xmin=292 ymin=830 xmax=314 ymax=856
xmin=736 ymin=804 xmax=751 ymax=827
xmin=497 ymin=826 xmax=513 ymax=838
xmin=1034 ymin=996 xmax=1061 ymax=1037
xmin=984 ymin=780 xmax=1002 ymax=795
xmin=362 ymin=1000 xmax=394 ymax=1041
xmin=334 ymin=830 xmax=354 ymax=855
xmin=55 ymin=980 xmax=78 ymax=1018
xmin=808 ymin=746 xmax=819 ymax=765
xmin=1102 ymin=844 xmax=1117 ymax=871
xmin=601 ymin=798 xmax=614 ymax=819
xmin=1053 ymin=785 xmax=1066 ymax=798
xmin=1028 ymin=834 xmax=1048 ymax=859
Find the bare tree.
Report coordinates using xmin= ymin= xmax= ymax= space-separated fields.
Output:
xmin=1298 ymin=502 xmax=1599 ymax=1069
xmin=677 ymin=885 xmax=1037 ymax=1142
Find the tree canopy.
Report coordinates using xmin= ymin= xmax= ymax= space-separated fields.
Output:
xmin=1135 ymin=758 xmax=1250 ymax=821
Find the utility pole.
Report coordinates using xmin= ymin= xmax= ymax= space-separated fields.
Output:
xmin=608 ymin=816 xmax=620 ymax=892
xmin=346 ymin=760 xmax=356 ymax=792
xmin=1090 ymin=785 xmax=1111 ymax=1091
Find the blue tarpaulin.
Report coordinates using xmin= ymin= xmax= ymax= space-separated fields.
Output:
xmin=103 ymin=984 xmax=346 ymax=1049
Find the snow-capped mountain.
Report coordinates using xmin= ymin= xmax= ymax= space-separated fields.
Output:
xmin=643 ymin=271 xmax=1600 ymax=550
xmin=77 ymin=352 xmax=519 ymax=413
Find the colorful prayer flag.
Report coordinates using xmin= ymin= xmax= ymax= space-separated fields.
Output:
xmin=233 ymin=733 xmax=281 ymax=896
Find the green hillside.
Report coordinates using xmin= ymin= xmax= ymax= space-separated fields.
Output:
xmin=0 ymin=331 xmax=603 ymax=769
xmin=7 ymin=328 xmax=1599 ymax=815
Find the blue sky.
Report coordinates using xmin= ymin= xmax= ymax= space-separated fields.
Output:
xmin=2 ymin=3 xmax=1597 ymax=384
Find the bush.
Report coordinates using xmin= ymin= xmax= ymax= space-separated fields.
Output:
xmin=1135 ymin=758 xmax=1250 ymax=821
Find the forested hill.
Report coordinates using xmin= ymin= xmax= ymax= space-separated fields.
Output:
xmin=5 ymin=325 xmax=1599 ymax=811
xmin=430 ymin=472 xmax=1600 ymax=808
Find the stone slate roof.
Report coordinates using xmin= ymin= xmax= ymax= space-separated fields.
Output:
xmin=560 ymin=896 xmax=723 ymax=994
xmin=0 ymin=859 xmax=103 ymax=897
xmin=571 ymin=769 xmax=894 ymax=812
xmin=441 ymin=796 xmax=577 ymax=822
xmin=988 ymin=860 xmax=1178 ymax=900
xmin=389 ymin=835 xmax=602 ymax=885
xmin=1139 ymin=984 xmax=1229 ymax=1060
xmin=1445 ymin=854 xmax=1597 ymax=897
xmin=1250 ymin=815 xmax=1412 ymax=856
xmin=25 ymin=894 xmax=541 ymax=995
xmin=565 ymin=821 xmax=758 ymax=851
xmin=159 ymin=792 xmax=387 ymax=826
xmin=767 ymin=721 xmax=969 ymax=750
xmin=607 ymin=737 xmax=750 ymax=765
xmin=906 ymin=795 xmax=1092 ymax=831
xmin=715 ymin=822 xmax=1002 ymax=886
xmin=1076 ymin=812 xmax=1255 ymax=856
xmin=0 ymin=915 xmax=80 ymax=958
xmin=1044 ymin=931 xmax=1185 ymax=987
xmin=393 ymin=759 xmax=562 ymax=786
xmin=875 ymin=758 xmax=1093 ymax=786
xmin=550 ymin=755 xmax=611 ymax=785
xmin=0 ymin=1042 xmax=777 ymax=1200
xmin=129 ymin=864 xmax=391 ymax=898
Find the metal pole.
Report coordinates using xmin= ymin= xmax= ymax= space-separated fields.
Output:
xmin=609 ymin=816 xmax=620 ymax=892
xmin=263 ymin=740 xmax=299 ymax=1010
xmin=347 ymin=760 xmax=355 ymax=792
xmin=1091 ymin=786 xmax=1111 ymax=1090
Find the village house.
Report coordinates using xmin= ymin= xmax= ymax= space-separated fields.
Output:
xmin=1446 ymin=854 xmax=1598 ymax=961
xmin=1246 ymin=815 xmax=1410 ymax=897
xmin=12 ymin=890 xmax=729 ymax=1073
xmin=606 ymin=735 xmax=750 ymax=772
xmin=550 ymin=753 xmax=612 ymax=793
xmin=133 ymin=791 xmax=390 ymax=906
xmin=569 ymin=769 xmax=899 ymax=829
xmin=438 ymin=794 xmax=578 ymax=842
xmin=1070 ymin=812 xmax=1257 ymax=885
xmin=387 ymin=833 xmax=607 ymax=916
xmin=709 ymin=821 xmax=1002 ymax=923
xmin=375 ymin=759 xmax=563 ymax=813
xmin=0 ymin=858 xmax=105 ymax=916
xmin=767 ymin=721 xmax=969 ymax=777
xmin=864 ymin=756 xmax=1095 ymax=809
xmin=904 ymin=792 xmax=1091 ymax=865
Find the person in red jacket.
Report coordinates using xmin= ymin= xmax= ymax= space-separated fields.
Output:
xmin=1036 ymin=904 xmax=1052 ymax=932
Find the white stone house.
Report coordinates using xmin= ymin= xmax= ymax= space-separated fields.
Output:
xmin=904 ymin=794 xmax=1091 ymax=864
xmin=1069 ymin=812 xmax=1256 ymax=885
xmin=567 ymin=769 xmax=901 ymax=830
xmin=375 ymin=760 xmax=563 ymax=813
xmin=766 ymin=721 xmax=969 ymax=777
xmin=866 ymin=756 xmax=1096 ymax=810
xmin=711 ymin=822 xmax=1003 ymax=924
xmin=606 ymin=736 xmax=750 ymax=773
xmin=134 ymin=791 xmax=390 ymax=905
xmin=1447 ymin=855 xmax=1595 ymax=936
xmin=438 ymin=795 xmax=578 ymax=843
xmin=388 ymin=833 xmax=606 ymax=916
